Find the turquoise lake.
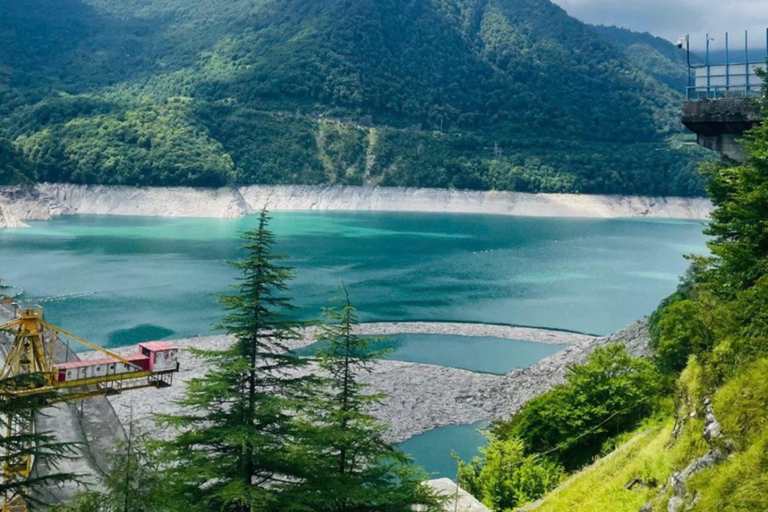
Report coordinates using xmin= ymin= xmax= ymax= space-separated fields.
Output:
xmin=398 ymin=422 xmax=489 ymax=479
xmin=0 ymin=212 xmax=707 ymax=342
xmin=296 ymin=333 xmax=567 ymax=375
xmin=0 ymin=212 xmax=708 ymax=477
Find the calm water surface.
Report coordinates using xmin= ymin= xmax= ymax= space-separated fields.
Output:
xmin=0 ymin=212 xmax=707 ymax=344
xmin=297 ymin=333 xmax=566 ymax=375
xmin=397 ymin=422 xmax=489 ymax=478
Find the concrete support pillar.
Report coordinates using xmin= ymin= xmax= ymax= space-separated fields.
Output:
xmin=682 ymin=98 xmax=762 ymax=164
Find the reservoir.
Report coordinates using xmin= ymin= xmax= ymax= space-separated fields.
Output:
xmin=0 ymin=212 xmax=707 ymax=341
xmin=297 ymin=333 xmax=567 ymax=375
xmin=398 ymin=422 xmax=490 ymax=479
xmin=0 ymin=212 xmax=708 ymax=477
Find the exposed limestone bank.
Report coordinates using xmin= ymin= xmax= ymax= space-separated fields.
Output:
xmin=0 ymin=204 xmax=27 ymax=228
xmin=0 ymin=184 xmax=712 ymax=227
xmin=80 ymin=321 xmax=649 ymax=445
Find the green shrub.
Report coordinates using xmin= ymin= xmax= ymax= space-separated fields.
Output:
xmin=494 ymin=344 xmax=662 ymax=471
xmin=677 ymin=356 xmax=706 ymax=413
xmin=458 ymin=435 xmax=563 ymax=511
xmin=0 ymin=137 xmax=32 ymax=184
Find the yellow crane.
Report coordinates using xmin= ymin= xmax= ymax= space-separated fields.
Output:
xmin=0 ymin=280 xmax=18 ymax=307
xmin=0 ymin=305 xmax=180 ymax=512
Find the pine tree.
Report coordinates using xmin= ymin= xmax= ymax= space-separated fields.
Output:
xmin=0 ymin=373 xmax=79 ymax=510
xmin=157 ymin=209 xmax=311 ymax=512
xmin=293 ymin=287 xmax=440 ymax=512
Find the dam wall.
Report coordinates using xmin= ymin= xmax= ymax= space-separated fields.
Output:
xmin=0 ymin=184 xmax=713 ymax=228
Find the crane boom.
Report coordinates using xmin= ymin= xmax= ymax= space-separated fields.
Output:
xmin=0 ymin=306 xmax=179 ymax=512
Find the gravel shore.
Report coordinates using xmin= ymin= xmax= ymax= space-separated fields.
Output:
xmin=80 ymin=321 xmax=649 ymax=443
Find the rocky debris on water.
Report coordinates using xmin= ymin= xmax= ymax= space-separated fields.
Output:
xmin=87 ymin=333 xmax=501 ymax=444
xmin=489 ymin=320 xmax=652 ymax=420
xmin=353 ymin=322 xmax=595 ymax=345
xmin=80 ymin=320 xmax=650 ymax=445
xmin=6 ymin=318 xmax=651 ymax=506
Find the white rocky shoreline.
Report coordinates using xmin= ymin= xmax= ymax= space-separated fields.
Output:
xmin=0 ymin=183 xmax=712 ymax=228
xmin=81 ymin=320 xmax=648 ymax=444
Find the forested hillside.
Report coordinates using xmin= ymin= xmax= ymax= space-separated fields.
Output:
xmin=593 ymin=25 xmax=691 ymax=92
xmin=0 ymin=0 xmax=706 ymax=195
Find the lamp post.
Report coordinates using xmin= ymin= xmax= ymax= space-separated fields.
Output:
xmin=678 ymin=35 xmax=691 ymax=97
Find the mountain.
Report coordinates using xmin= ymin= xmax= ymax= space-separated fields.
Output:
xmin=0 ymin=0 xmax=706 ymax=195
xmin=593 ymin=25 xmax=691 ymax=92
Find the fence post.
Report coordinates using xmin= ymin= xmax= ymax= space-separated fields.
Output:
xmin=745 ymin=30 xmax=750 ymax=96
xmin=706 ymin=33 xmax=711 ymax=97
xmin=725 ymin=32 xmax=730 ymax=95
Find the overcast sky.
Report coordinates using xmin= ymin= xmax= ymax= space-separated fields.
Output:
xmin=553 ymin=0 xmax=768 ymax=51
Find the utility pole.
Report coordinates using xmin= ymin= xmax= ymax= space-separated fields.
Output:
xmin=677 ymin=35 xmax=691 ymax=97
xmin=726 ymin=32 xmax=730 ymax=92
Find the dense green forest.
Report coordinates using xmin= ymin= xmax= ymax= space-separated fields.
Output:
xmin=593 ymin=25 xmax=691 ymax=92
xmin=454 ymin=74 xmax=768 ymax=512
xmin=0 ymin=0 xmax=706 ymax=195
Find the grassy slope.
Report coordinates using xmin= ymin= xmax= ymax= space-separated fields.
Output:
xmin=523 ymin=417 xmax=706 ymax=512
xmin=526 ymin=357 xmax=768 ymax=512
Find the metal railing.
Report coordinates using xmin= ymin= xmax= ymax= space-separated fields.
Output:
xmin=686 ymin=63 xmax=765 ymax=99
xmin=681 ymin=29 xmax=767 ymax=100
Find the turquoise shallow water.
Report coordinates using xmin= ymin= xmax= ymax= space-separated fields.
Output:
xmin=397 ymin=422 xmax=489 ymax=479
xmin=0 ymin=212 xmax=707 ymax=344
xmin=297 ymin=333 xmax=567 ymax=375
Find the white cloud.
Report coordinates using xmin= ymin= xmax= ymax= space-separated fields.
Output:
xmin=553 ymin=0 xmax=768 ymax=50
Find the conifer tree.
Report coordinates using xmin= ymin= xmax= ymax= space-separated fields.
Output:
xmin=157 ymin=209 xmax=310 ymax=512
xmin=50 ymin=417 xmax=174 ymax=512
xmin=293 ymin=287 xmax=440 ymax=512
xmin=0 ymin=373 xmax=79 ymax=510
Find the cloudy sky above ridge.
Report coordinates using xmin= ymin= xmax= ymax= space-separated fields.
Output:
xmin=553 ymin=0 xmax=768 ymax=50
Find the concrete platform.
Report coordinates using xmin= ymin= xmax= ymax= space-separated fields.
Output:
xmin=426 ymin=478 xmax=491 ymax=512
xmin=682 ymin=98 xmax=762 ymax=163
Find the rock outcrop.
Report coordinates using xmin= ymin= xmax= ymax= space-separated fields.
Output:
xmin=665 ymin=398 xmax=728 ymax=512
